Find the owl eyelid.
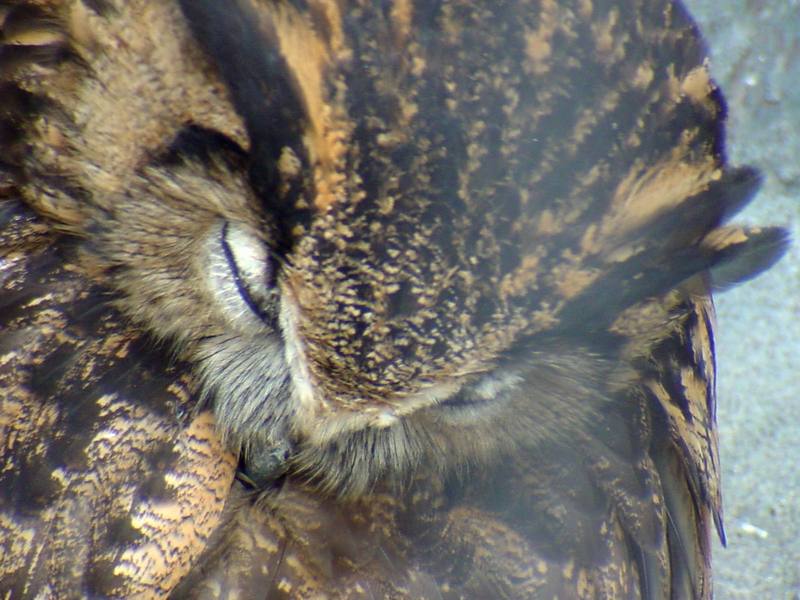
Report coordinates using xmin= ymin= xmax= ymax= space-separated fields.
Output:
xmin=439 ymin=370 xmax=523 ymax=412
xmin=219 ymin=220 xmax=275 ymax=326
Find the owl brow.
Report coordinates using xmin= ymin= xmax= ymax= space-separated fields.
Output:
xmin=179 ymin=0 xmax=313 ymax=255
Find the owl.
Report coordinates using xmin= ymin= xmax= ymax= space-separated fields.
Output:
xmin=0 ymin=0 xmax=788 ymax=598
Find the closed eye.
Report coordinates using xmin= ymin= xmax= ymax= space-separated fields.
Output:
xmin=205 ymin=220 xmax=279 ymax=332
xmin=437 ymin=369 xmax=523 ymax=418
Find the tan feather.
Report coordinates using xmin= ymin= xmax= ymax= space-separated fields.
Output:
xmin=0 ymin=1 xmax=787 ymax=598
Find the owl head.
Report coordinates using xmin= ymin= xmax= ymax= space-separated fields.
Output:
xmin=3 ymin=0 xmax=786 ymax=497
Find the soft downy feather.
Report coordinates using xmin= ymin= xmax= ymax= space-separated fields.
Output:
xmin=0 ymin=1 xmax=788 ymax=598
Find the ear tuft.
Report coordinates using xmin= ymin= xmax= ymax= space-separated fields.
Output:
xmin=705 ymin=225 xmax=790 ymax=291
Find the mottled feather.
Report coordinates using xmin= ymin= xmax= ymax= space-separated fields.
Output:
xmin=0 ymin=1 xmax=788 ymax=599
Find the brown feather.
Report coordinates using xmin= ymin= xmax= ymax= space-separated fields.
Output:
xmin=0 ymin=1 xmax=787 ymax=598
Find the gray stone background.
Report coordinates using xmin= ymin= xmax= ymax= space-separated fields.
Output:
xmin=684 ymin=1 xmax=800 ymax=598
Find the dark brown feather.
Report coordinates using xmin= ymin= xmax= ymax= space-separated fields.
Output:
xmin=0 ymin=1 xmax=787 ymax=598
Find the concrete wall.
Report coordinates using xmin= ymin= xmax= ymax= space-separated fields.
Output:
xmin=684 ymin=1 xmax=800 ymax=597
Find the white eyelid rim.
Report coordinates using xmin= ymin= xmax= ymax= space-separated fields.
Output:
xmin=204 ymin=220 xmax=272 ymax=331
xmin=471 ymin=370 xmax=524 ymax=400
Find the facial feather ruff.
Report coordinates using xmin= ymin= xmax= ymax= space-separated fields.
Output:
xmin=0 ymin=1 xmax=788 ymax=598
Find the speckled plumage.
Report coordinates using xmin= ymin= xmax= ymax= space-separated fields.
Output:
xmin=0 ymin=0 xmax=787 ymax=598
